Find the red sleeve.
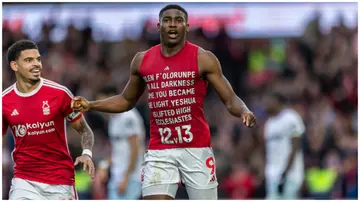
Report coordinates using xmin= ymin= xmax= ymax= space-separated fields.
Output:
xmin=3 ymin=115 xmax=8 ymax=136
xmin=61 ymin=89 xmax=82 ymax=123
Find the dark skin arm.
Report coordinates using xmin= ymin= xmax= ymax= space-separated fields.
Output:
xmin=71 ymin=52 xmax=146 ymax=113
xmin=70 ymin=116 xmax=95 ymax=178
xmin=198 ymin=48 xmax=256 ymax=127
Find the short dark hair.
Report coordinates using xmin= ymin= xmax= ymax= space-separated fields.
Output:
xmin=6 ymin=39 xmax=38 ymax=66
xmin=159 ymin=4 xmax=188 ymax=22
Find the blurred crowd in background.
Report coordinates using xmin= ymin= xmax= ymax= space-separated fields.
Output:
xmin=2 ymin=3 xmax=358 ymax=200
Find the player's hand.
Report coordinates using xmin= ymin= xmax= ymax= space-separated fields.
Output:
xmin=241 ymin=110 xmax=256 ymax=127
xmin=118 ymin=176 xmax=129 ymax=194
xmin=74 ymin=154 xmax=95 ymax=179
xmin=71 ymin=96 xmax=91 ymax=113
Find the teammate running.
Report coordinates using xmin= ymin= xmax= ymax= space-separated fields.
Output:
xmin=2 ymin=40 xmax=95 ymax=200
xmin=72 ymin=4 xmax=256 ymax=200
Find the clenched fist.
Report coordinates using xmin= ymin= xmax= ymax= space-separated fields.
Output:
xmin=241 ymin=111 xmax=256 ymax=128
xmin=71 ymin=96 xmax=91 ymax=112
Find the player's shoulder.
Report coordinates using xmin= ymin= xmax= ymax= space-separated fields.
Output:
xmin=135 ymin=50 xmax=148 ymax=59
xmin=134 ymin=45 xmax=161 ymax=73
xmin=2 ymin=84 xmax=15 ymax=99
xmin=41 ymin=78 xmax=74 ymax=98
xmin=282 ymin=108 xmax=301 ymax=117
xmin=148 ymin=44 xmax=161 ymax=51
xmin=264 ymin=116 xmax=275 ymax=129
xmin=140 ymin=44 xmax=160 ymax=57
xmin=282 ymin=108 xmax=303 ymax=123
xmin=131 ymin=50 xmax=148 ymax=71
xmin=282 ymin=108 xmax=305 ymax=133
xmin=197 ymin=46 xmax=210 ymax=56
xmin=197 ymin=47 xmax=218 ymax=65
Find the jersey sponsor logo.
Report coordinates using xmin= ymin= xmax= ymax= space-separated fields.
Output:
xmin=12 ymin=121 xmax=55 ymax=137
xmin=164 ymin=66 xmax=169 ymax=71
xmin=11 ymin=109 xmax=19 ymax=116
xmin=42 ymin=101 xmax=50 ymax=115
xmin=12 ymin=124 xmax=27 ymax=137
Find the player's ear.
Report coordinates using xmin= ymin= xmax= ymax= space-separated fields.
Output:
xmin=157 ymin=22 xmax=160 ymax=32
xmin=9 ymin=61 xmax=18 ymax=72
xmin=186 ymin=23 xmax=189 ymax=32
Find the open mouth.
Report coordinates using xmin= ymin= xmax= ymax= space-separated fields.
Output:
xmin=168 ymin=30 xmax=178 ymax=39
xmin=31 ymin=68 xmax=41 ymax=76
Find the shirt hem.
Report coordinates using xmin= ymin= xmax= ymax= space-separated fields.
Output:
xmin=14 ymin=174 xmax=74 ymax=186
xmin=148 ymin=144 xmax=211 ymax=150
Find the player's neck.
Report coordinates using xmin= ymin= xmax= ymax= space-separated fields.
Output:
xmin=273 ymin=107 xmax=285 ymax=116
xmin=269 ymin=107 xmax=283 ymax=117
xmin=16 ymin=77 xmax=41 ymax=94
xmin=161 ymin=40 xmax=186 ymax=57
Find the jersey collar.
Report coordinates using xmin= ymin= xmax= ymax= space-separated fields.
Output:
xmin=14 ymin=77 xmax=44 ymax=97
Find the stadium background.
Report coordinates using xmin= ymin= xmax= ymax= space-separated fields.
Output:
xmin=2 ymin=2 xmax=358 ymax=200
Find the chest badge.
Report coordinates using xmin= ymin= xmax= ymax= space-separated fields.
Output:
xmin=42 ymin=101 xmax=50 ymax=115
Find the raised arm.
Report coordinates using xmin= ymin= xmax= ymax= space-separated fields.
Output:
xmin=198 ymin=49 xmax=256 ymax=127
xmin=72 ymin=52 xmax=146 ymax=113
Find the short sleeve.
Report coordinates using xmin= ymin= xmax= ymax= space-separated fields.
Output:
xmin=288 ymin=113 xmax=305 ymax=137
xmin=61 ymin=87 xmax=82 ymax=123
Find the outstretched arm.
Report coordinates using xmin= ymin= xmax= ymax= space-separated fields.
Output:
xmin=72 ymin=52 xmax=146 ymax=113
xmin=199 ymin=49 xmax=256 ymax=127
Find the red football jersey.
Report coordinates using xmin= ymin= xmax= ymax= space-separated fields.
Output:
xmin=2 ymin=78 xmax=82 ymax=185
xmin=140 ymin=41 xmax=211 ymax=149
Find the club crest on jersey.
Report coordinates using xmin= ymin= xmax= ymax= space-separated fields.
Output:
xmin=42 ymin=101 xmax=50 ymax=115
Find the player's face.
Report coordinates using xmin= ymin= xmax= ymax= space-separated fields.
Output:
xmin=158 ymin=9 xmax=189 ymax=47
xmin=11 ymin=49 xmax=42 ymax=83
